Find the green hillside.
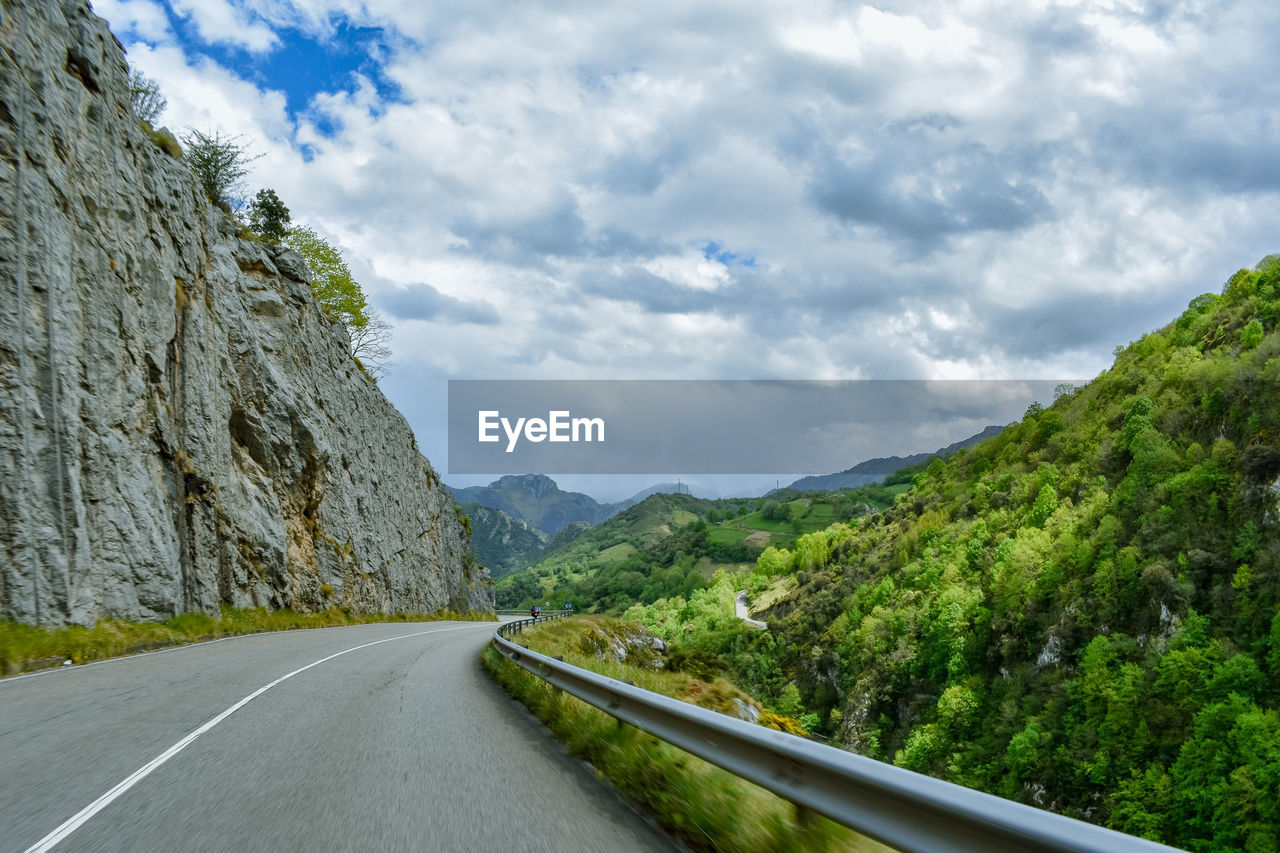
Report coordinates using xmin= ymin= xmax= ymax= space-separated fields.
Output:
xmin=496 ymin=484 xmax=904 ymax=610
xmin=624 ymin=256 xmax=1280 ymax=852
xmin=458 ymin=503 xmax=548 ymax=579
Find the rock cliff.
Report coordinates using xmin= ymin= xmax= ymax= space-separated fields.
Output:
xmin=0 ymin=1 xmax=492 ymax=625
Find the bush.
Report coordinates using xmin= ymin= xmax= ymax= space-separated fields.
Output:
xmin=282 ymin=225 xmax=368 ymax=327
xmin=182 ymin=129 xmax=263 ymax=209
xmin=128 ymin=68 xmax=166 ymax=124
xmin=247 ymin=188 xmax=291 ymax=242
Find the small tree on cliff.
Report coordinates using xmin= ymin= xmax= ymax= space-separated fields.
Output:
xmin=282 ymin=225 xmax=393 ymax=378
xmin=282 ymin=225 xmax=368 ymax=328
xmin=348 ymin=309 xmax=394 ymax=380
xmin=128 ymin=69 xmax=166 ymax=124
xmin=182 ymin=129 xmax=262 ymax=210
xmin=248 ymin=189 xmax=291 ymax=241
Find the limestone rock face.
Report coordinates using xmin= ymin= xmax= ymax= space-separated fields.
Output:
xmin=0 ymin=1 xmax=492 ymax=625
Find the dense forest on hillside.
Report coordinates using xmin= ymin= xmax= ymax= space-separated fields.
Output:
xmin=616 ymin=258 xmax=1280 ymax=851
xmin=457 ymin=502 xmax=549 ymax=578
xmin=496 ymin=484 xmax=907 ymax=610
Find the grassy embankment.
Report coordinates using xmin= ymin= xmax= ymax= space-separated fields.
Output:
xmin=482 ymin=615 xmax=891 ymax=853
xmin=497 ymin=484 xmax=908 ymax=611
xmin=1 ymin=605 xmax=496 ymax=676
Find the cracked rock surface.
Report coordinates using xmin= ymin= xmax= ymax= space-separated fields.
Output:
xmin=0 ymin=1 xmax=492 ymax=625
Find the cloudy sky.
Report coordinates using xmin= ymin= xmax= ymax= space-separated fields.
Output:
xmin=96 ymin=0 xmax=1280 ymax=499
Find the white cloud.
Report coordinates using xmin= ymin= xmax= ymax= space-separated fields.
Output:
xmin=96 ymin=0 xmax=1280 ymax=467
xmin=643 ymin=253 xmax=731 ymax=291
xmin=92 ymin=0 xmax=172 ymax=43
xmin=170 ymin=0 xmax=280 ymax=52
xmin=123 ymin=43 xmax=292 ymax=141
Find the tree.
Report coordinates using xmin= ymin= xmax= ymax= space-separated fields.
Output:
xmin=247 ymin=189 xmax=291 ymax=241
xmin=282 ymin=225 xmax=368 ymax=328
xmin=281 ymin=226 xmax=393 ymax=377
xmin=128 ymin=69 xmax=166 ymax=124
xmin=348 ymin=309 xmax=394 ymax=380
xmin=182 ymin=129 xmax=262 ymax=210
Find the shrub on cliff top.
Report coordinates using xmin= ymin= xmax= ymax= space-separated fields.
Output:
xmin=248 ymin=188 xmax=291 ymax=242
xmin=128 ymin=68 xmax=166 ymax=124
xmin=182 ymin=128 xmax=263 ymax=209
xmin=282 ymin=225 xmax=369 ymax=329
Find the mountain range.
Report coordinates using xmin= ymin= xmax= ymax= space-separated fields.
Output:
xmin=450 ymin=475 xmax=698 ymax=578
xmin=456 ymin=431 xmax=1007 ymax=579
xmin=785 ymin=424 xmax=1006 ymax=491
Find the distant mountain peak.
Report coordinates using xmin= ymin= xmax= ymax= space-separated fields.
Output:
xmin=492 ymin=473 xmax=560 ymax=497
xmin=449 ymin=475 xmax=609 ymax=534
xmin=788 ymin=425 xmax=1005 ymax=492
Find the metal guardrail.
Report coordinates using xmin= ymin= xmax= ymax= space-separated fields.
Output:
xmin=495 ymin=611 xmax=571 ymax=631
xmin=492 ymin=619 xmax=1183 ymax=853
xmin=495 ymin=609 xmax=575 ymax=618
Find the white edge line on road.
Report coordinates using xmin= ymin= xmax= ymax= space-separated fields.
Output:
xmin=2 ymin=619 xmax=500 ymax=685
xmin=23 ymin=622 xmax=489 ymax=853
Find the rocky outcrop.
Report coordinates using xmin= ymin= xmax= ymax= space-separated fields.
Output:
xmin=459 ymin=503 xmax=547 ymax=580
xmin=0 ymin=1 xmax=492 ymax=625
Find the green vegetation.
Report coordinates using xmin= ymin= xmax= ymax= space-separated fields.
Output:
xmin=128 ymin=68 xmax=166 ymax=124
xmin=611 ymin=257 xmax=1280 ymax=851
xmin=496 ymin=486 xmax=900 ymax=612
xmin=281 ymin=224 xmax=393 ymax=378
xmin=126 ymin=66 xmax=181 ymax=159
xmin=141 ymin=122 xmax=183 ymax=158
xmin=483 ymin=616 xmax=888 ymax=853
xmin=462 ymin=502 xmax=550 ymax=578
xmin=247 ymin=188 xmax=291 ymax=242
xmin=283 ymin=225 xmax=369 ymax=328
xmin=181 ymin=129 xmax=264 ymax=210
xmin=1 ymin=606 xmax=494 ymax=677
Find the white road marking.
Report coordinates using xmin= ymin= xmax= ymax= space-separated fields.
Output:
xmin=23 ymin=622 xmax=491 ymax=852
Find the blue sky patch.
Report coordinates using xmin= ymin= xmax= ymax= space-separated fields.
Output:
xmin=165 ymin=8 xmax=402 ymax=130
xmin=700 ymin=240 xmax=758 ymax=268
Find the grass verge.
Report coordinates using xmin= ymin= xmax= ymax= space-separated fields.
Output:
xmin=482 ymin=617 xmax=893 ymax=853
xmin=1 ymin=605 xmax=496 ymax=677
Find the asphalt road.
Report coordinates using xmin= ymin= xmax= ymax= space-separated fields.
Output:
xmin=1 ymin=620 xmax=676 ymax=852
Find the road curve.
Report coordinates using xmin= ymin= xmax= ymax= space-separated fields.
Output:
xmin=1 ymin=620 xmax=675 ymax=852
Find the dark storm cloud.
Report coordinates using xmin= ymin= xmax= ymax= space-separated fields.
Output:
xmin=451 ymin=197 xmax=589 ymax=264
xmin=381 ymin=283 xmax=500 ymax=325
xmin=1096 ymin=118 xmax=1280 ymax=197
xmin=809 ymin=139 xmax=1052 ymax=251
